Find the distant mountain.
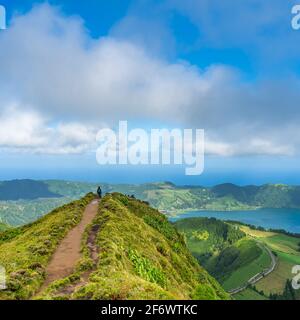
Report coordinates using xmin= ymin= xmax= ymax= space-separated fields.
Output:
xmin=0 ymin=180 xmax=61 ymax=200
xmin=210 ymin=183 xmax=300 ymax=209
xmin=211 ymin=183 xmax=260 ymax=202
xmin=1 ymin=180 xmax=300 ymax=227
xmin=132 ymin=182 xmax=300 ymax=213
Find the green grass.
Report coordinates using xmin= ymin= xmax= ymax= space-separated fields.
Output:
xmin=276 ymin=251 xmax=300 ymax=265
xmin=127 ymin=248 xmax=167 ymax=288
xmin=235 ymin=288 xmax=269 ymax=300
xmin=222 ymin=240 xmax=271 ymax=291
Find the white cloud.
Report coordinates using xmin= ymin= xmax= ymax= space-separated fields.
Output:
xmin=205 ymin=139 xmax=234 ymax=157
xmin=205 ymin=137 xmax=295 ymax=157
xmin=0 ymin=4 xmax=299 ymax=157
xmin=0 ymin=105 xmax=49 ymax=148
xmin=0 ymin=105 xmax=97 ymax=154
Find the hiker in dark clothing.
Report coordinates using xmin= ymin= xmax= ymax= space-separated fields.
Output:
xmin=97 ymin=186 xmax=102 ymax=198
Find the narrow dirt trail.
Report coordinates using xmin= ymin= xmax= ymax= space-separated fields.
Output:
xmin=39 ymin=199 xmax=99 ymax=291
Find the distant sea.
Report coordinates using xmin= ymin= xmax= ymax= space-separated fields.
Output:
xmin=170 ymin=208 xmax=300 ymax=234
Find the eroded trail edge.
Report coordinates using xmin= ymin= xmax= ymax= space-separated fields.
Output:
xmin=39 ymin=199 xmax=99 ymax=292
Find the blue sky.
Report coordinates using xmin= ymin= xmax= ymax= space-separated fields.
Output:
xmin=1 ymin=0 xmax=300 ymax=185
xmin=3 ymin=0 xmax=299 ymax=76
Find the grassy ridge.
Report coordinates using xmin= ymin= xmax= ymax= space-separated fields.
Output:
xmin=41 ymin=193 xmax=229 ymax=300
xmin=0 ymin=193 xmax=95 ymax=300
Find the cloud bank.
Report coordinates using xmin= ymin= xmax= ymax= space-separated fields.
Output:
xmin=0 ymin=3 xmax=299 ymax=156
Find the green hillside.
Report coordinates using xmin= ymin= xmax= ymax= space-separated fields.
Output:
xmin=175 ymin=218 xmax=272 ymax=292
xmin=208 ymin=239 xmax=271 ymax=291
xmin=174 ymin=217 xmax=245 ymax=262
xmin=0 ymin=193 xmax=229 ymax=300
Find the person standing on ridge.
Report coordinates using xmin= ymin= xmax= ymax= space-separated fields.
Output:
xmin=97 ymin=186 xmax=102 ymax=199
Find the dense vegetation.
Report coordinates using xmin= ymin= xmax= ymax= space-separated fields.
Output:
xmin=174 ymin=217 xmax=245 ymax=263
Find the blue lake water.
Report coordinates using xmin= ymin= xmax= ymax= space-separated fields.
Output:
xmin=169 ymin=208 xmax=300 ymax=234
